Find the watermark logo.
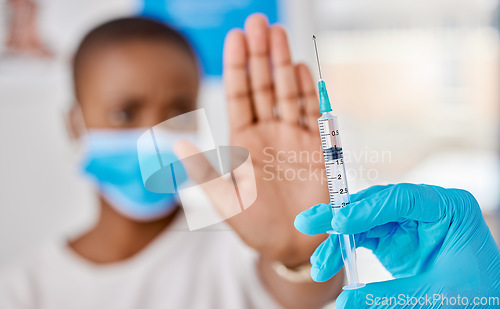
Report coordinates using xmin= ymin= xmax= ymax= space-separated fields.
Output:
xmin=366 ymin=294 xmax=500 ymax=307
xmin=137 ymin=109 xmax=257 ymax=231
xmin=261 ymin=146 xmax=391 ymax=184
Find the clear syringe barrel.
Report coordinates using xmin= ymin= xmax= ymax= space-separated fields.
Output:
xmin=318 ymin=111 xmax=365 ymax=290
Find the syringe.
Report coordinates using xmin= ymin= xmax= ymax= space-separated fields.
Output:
xmin=312 ymin=35 xmax=365 ymax=290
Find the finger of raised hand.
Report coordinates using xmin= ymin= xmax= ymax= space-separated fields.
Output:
xmin=244 ymin=14 xmax=274 ymax=121
xmin=224 ymin=29 xmax=253 ymax=131
xmin=295 ymin=63 xmax=320 ymax=130
xmin=270 ymin=25 xmax=300 ymax=125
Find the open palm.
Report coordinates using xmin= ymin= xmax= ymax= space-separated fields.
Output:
xmin=177 ymin=14 xmax=329 ymax=266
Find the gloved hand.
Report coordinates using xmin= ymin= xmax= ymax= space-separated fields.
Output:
xmin=295 ymin=184 xmax=500 ymax=308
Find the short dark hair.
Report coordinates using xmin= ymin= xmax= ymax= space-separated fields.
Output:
xmin=72 ymin=17 xmax=196 ymax=100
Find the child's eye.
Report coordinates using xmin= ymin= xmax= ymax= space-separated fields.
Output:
xmin=109 ymin=109 xmax=135 ymax=126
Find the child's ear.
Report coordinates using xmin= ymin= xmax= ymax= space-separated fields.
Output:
xmin=65 ymin=103 xmax=85 ymax=141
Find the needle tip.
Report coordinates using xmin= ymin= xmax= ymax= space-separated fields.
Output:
xmin=312 ymin=35 xmax=322 ymax=79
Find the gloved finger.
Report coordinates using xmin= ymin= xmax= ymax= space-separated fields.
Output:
xmin=347 ymin=223 xmax=394 ymax=253
xmin=358 ymin=237 xmax=379 ymax=252
xmin=336 ymin=272 xmax=436 ymax=309
xmin=332 ymin=184 xmax=447 ymax=235
xmin=310 ymin=234 xmax=344 ymax=282
xmin=334 ymin=222 xmax=392 ymax=249
xmin=352 ymin=222 xmax=396 ymax=252
xmin=295 ymin=185 xmax=394 ymax=235
xmin=350 ymin=184 xmax=394 ymax=203
xmin=294 ymin=203 xmax=332 ymax=235
xmin=363 ymin=222 xmax=398 ymax=239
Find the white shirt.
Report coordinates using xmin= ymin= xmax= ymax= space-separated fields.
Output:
xmin=0 ymin=213 xmax=280 ymax=309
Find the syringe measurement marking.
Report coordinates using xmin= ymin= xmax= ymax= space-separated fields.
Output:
xmin=323 ymin=146 xmax=349 ymax=208
xmin=320 ymin=121 xmax=350 ymax=208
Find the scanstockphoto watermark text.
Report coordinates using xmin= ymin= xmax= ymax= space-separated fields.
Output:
xmin=366 ymin=294 xmax=500 ymax=307
xmin=261 ymin=147 xmax=392 ymax=183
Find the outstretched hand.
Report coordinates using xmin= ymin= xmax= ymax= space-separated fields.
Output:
xmin=175 ymin=14 xmax=329 ymax=266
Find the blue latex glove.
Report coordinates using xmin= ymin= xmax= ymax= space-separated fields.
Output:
xmin=295 ymin=184 xmax=500 ymax=308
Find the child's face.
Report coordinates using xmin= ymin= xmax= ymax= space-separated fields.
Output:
xmin=77 ymin=40 xmax=199 ymax=129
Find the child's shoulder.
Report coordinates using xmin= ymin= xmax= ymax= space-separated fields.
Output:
xmin=0 ymin=238 xmax=66 ymax=308
xmin=0 ymin=237 xmax=71 ymax=282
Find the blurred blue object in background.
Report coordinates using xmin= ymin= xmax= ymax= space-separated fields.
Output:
xmin=138 ymin=0 xmax=279 ymax=77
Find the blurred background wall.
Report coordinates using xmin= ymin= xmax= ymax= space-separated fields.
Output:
xmin=0 ymin=0 xmax=498 ymax=284
xmin=311 ymin=0 xmax=500 ymax=242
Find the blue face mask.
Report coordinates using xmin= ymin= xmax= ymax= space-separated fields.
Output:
xmin=80 ymin=129 xmax=188 ymax=221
